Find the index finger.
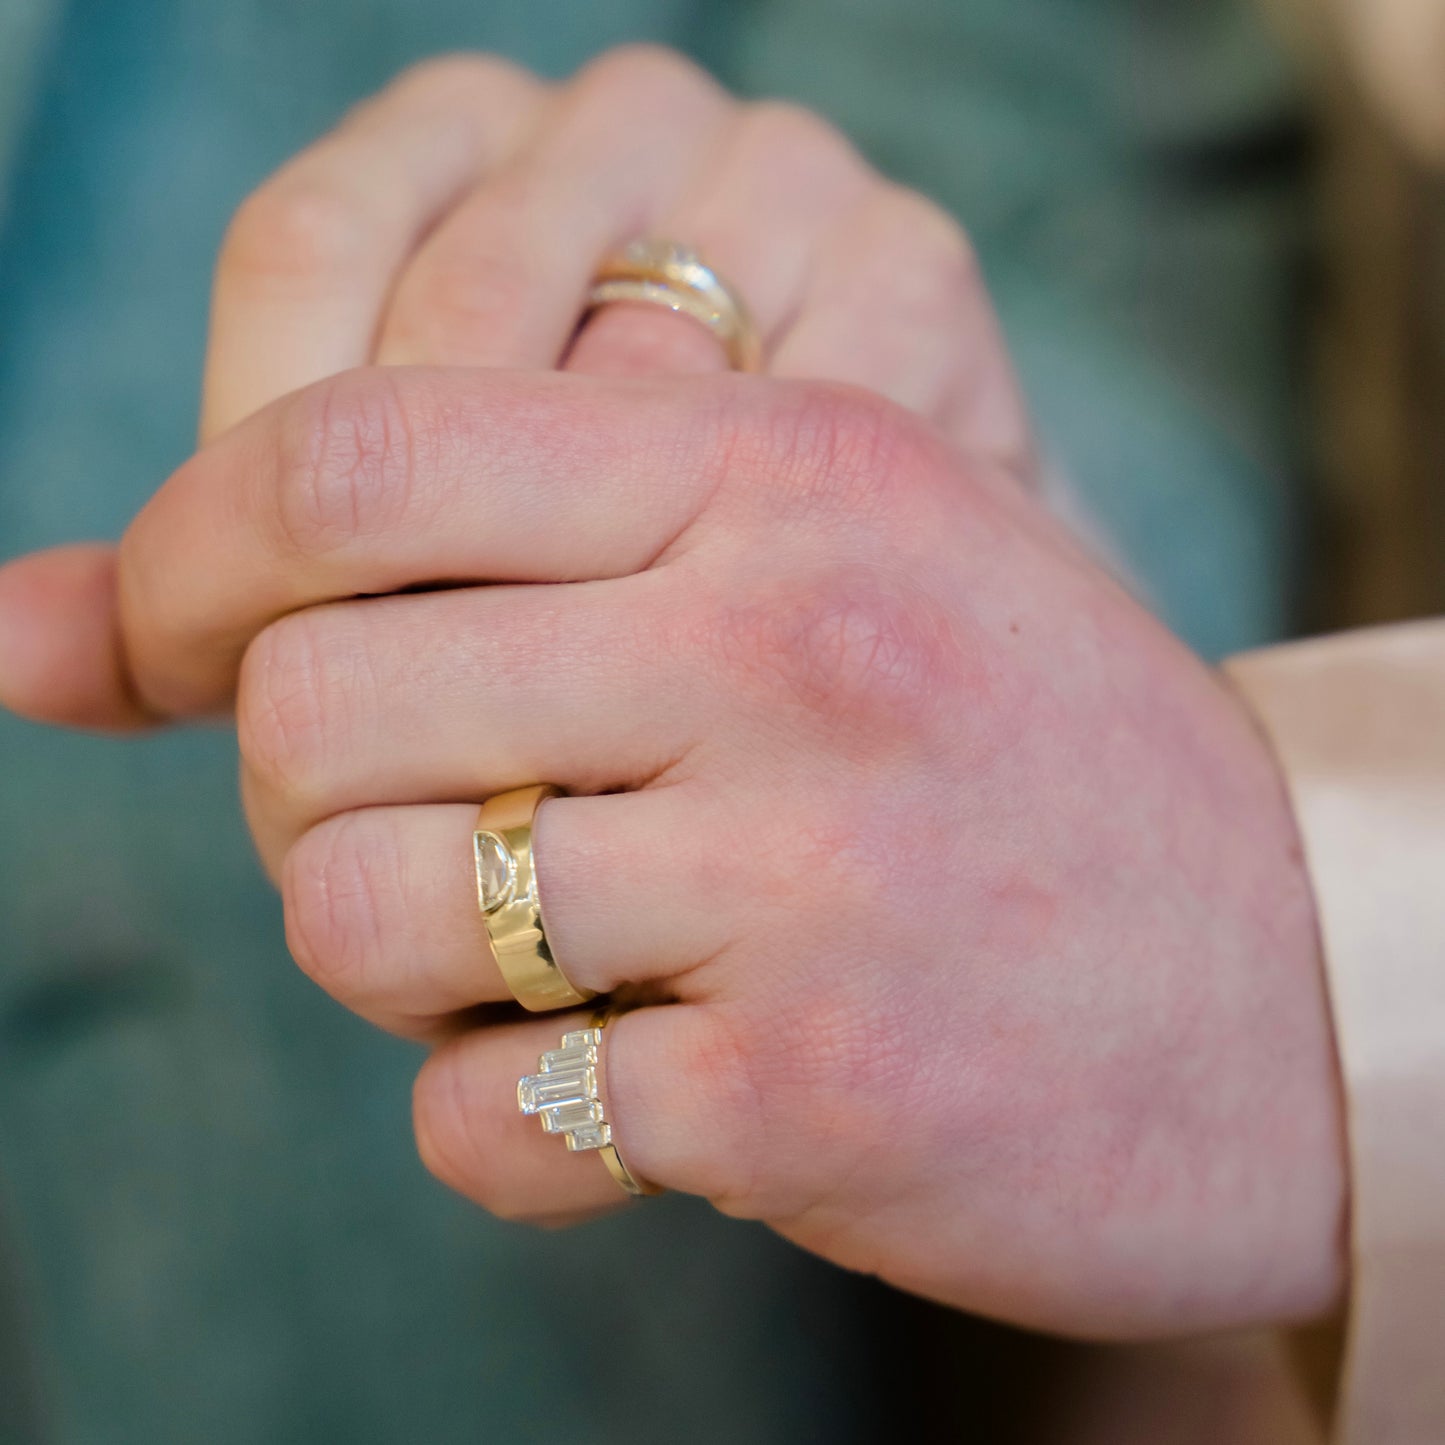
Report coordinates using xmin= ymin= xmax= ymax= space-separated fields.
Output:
xmin=201 ymin=55 xmax=548 ymax=444
xmin=117 ymin=365 xmax=762 ymax=717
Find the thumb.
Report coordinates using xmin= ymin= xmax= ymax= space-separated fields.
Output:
xmin=0 ymin=543 xmax=159 ymax=731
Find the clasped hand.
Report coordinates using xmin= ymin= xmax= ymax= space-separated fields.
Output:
xmin=0 ymin=47 xmax=1346 ymax=1339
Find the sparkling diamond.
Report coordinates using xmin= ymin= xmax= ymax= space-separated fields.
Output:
xmin=566 ymin=1122 xmax=612 ymax=1152
xmin=541 ymin=1100 xmax=604 ymax=1134
xmin=626 ymin=239 xmax=693 ymax=266
xmin=517 ymin=1066 xmax=593 ymax=1115
xmin=473 ymin=831 xmax=516 ymax=913
xmin=541 ymin=1043 xmax=594 ymax=1073
xmin=518 ymin=1027 xmax=620 ymax=1156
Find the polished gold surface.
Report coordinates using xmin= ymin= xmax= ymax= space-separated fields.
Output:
xmin=474 ymin=784 xmax=595 ymax=1012
xmin=587 ymin=239 xmax=762 ymax=372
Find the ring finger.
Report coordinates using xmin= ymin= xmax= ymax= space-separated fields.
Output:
xmin=280 ymin=787 xmax=739 ymax=1039
xmin=235 ymin=572 xmax=711 ymax=870
xmin=413 ymin=1003 xmax=737 ymax=1220
xmin=561 ymin=100 xmax=874 ymax=378
xmin=372 ymin=47 xmax=735 ymax=368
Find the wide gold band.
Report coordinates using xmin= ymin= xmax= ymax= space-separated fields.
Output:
xmin=473 ymin=784 xmax=595 ymax=1013
xmin=587 ymin=239 xmax=762 ymax=373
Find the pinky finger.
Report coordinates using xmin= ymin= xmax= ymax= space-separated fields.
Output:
xmin=413 ymin=1004 xmax=736 ymax=1223
xmin=768 ymin=185 xmax=1034 ymax=470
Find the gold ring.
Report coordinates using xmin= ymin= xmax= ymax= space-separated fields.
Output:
xmin=586 ymin=239 xmax=762 ymax=372
xmin=473 ymin=784 xmax=595 ymax=1012
xmin=516 ymin=1010 xmax=662 ymax=1198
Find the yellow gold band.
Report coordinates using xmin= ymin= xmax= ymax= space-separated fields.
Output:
xmin=587 ymin=239 xmax=762 ymax=373
xmin=473 ymin=784 xmax=595 ymax=1013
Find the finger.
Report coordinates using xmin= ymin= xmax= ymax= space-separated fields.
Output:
xmin=235 ymin=576 xmax=706 ymax=868
xmin=413 ymin=1004 xmax=729 ymax=1220
xmin=202 ymin=55 xmax=547 ymax=443
xmin=564 ymin=102 xmax=872 ymax=379
xmin=0 ymin=544 xmax=155 ymax=730
xmin=280 ymin=789 xmax=735 ymax=1037
xmin=563 ymin=304 xmax=729 ymax=379
xmin=374 ymin=46 xmax=733 ymax=368
xmin=769 ymin=185 xmax=1034 ymax=468
xmin=116 ymin=366 xmax=756 ymax=718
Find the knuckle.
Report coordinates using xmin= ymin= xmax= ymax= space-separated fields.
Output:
xmin=704 ymin=996 xmax=911 ymax=1224
xmin=683 ymin=1009 xmax=769 ymax=1211
xmin=878 ymin=186 xmax=977 ymax=268
xmin=753 ymin=381 xmax=926 ymax=523
xmin=703 ymin=563 xmax=966 ymax=738
xmin=869 ymin=186 xmax=981 ymax=306
xmin=273 ymin=370 xmax=423 ymax=558
xmin=789 ymin=581 xmax=921 ymax=706
xmin=800 ymin=1000 xmax=925 ymax=1185
xmin=572 ymin=42 xmax=717 ymax=105
xmin=736 ymin=100 xmax=864 ymax=186
xmin=236 ymin=612 xmax=343 ymax=798
xmin=715 ymin=795 xmax=861 ymax=926
xmin=221 ymin=176 xmax=369 ymax=285
xmin=386 ymin=50 xmax=534 ymax=105
xmin=282 ymin=812 xmax=392 ymax=1001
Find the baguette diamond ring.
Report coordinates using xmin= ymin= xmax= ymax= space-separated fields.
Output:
xmin=517 ymin=1015 xmax=659 ymax=1197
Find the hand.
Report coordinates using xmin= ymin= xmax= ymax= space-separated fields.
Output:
xmin=0 ymin=50 xmax=1346 ymax=1340
xmin=13 ymin=360 xmax=1346 ymax=1335
xmin=0 ymin=45 xmax=1029 ymax=728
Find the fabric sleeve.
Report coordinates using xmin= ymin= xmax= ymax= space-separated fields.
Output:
xmin=1223 ymin=620 xmax=1445 ymax=1444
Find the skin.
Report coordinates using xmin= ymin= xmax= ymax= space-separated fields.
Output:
xmin=0 ymin=47 xmax=1347 ymax=1340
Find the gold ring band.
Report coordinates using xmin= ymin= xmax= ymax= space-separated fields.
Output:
xmin=590 ymin=1008 xmax=660 ymax=1197
xmin=516 ymin=1009 xmax=662 ymax=1198
xmin=473 ymin=784 xmax=595 ymax=1013
xmin=586 ymin=239 xmax=762 ymax=372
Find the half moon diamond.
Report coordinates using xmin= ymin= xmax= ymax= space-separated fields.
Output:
xmin=473 ymin=830 xmax=517 ymax=913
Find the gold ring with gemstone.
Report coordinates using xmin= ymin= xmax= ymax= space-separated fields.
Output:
xmin=516 ymin=1009 xmax=661 ymax=1197
xmin=586 ymin=239 xmax=762 ymax=372
xmin=473 ymin=784 xmax=595 ymax=1013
